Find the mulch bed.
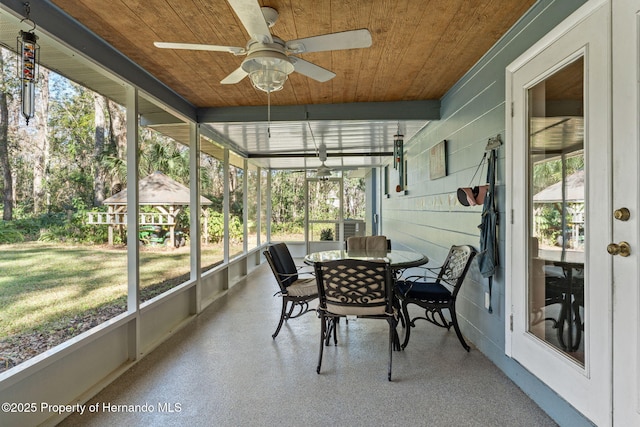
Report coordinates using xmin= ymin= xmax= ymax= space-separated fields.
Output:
xmin=0 ymin=304 xmax=127 ymax=372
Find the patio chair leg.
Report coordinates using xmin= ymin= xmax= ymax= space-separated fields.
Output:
xmin=391 ymin=295 xmax=405 ymax=329
xmin=400 ymin=302 xmax=412 ymax=349
xmin=286 ymin=301 xmax=296 ymax=318
xmin=388 ymin=317 xmax=397 ymax=381
xmin=333 ymin=318 xmax=338 ymax=345
xmin=272 ymin=299 xmax=288 ymax=339
xmin=323 ymin=318 xmax=337 ymax=346
xmin=317 ymin=315 xmax=327 ymax=374
xmin=449 ymin=307 xmax=470 ymax=352
xmin=392 ymin=322 xmax=401 ymax=351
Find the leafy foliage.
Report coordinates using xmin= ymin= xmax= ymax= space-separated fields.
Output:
xmin=532 ymin=153 xmax=584 ymax=247
xmin=0 ymin=221 xmax=24 ymax=243
xmin=320 ymin=228 xmax=334 ymax=241
xmin=205 ymin=210 xmax=243 ymax=243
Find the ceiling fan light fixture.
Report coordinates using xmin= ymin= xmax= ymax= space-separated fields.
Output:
xmin=317 ymin=162 xmax=332 ymax=178
xmin=242 ymin=51 xmax=294 ymax=93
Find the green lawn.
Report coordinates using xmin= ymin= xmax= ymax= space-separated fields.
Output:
xmin=0 ymin=240 xmax=262 ymax=370
xmin=0 ymin=242 xmax=231 ymax=339
xmin=1 ymin=243 xmax=126 ymax=337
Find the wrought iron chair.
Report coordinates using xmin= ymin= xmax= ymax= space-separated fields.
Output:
xmin=346 ymin=235 xmax=391 ymax=251
xmin=314 ymin=259 xmax=400 ymax=381
xmin=395 ymin=245 xmax=477 ymax=351
xmin=264 ymin=243 xmax=317 ymax=339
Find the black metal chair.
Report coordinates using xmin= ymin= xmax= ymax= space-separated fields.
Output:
xmin=395 ymin=245 xmax=477 ymax=351
xmin=264 ymin=243 xmax=317 ymax=339
xmin=542 ymin=262 xmax=584 ymax=352
xmin=314 ymin=259 xmax=400 ymax=381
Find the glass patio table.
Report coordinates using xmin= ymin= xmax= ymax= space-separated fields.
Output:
xmin=304 ymin=249 xmax=428 ymax=270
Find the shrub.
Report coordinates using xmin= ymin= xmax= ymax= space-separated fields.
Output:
xmin=320 ymin=228 xmax=334 ymax=241
xmin=206 ymin=211 xmax=224 ymax=243
xmin=0 ymin=221 xmax=25 ymax=244
xmin=204 ymin=210 xmax=243 ymax=244
xmin=229 ymin=215 xmax=243 ymax=243
xmin=10 ymin=217 xmax=42 ymax=240
xmin=35 ymin=199 xmax=109 ymax=244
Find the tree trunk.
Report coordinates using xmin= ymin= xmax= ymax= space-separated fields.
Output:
xmin=32 ymin=69 xmax=50 ymax=214
xmin=93 ymin=94 xmax=106 ymax=205
xmin=106 ymin=98 xmax=127 ymax=191
xmin=0 ymin=53 xmax=12 ymax=220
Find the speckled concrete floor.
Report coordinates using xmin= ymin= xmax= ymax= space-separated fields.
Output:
xmin=60 ymin=263 xmax=557 ymax=427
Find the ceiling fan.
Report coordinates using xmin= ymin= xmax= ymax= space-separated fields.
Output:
xmin=154 ymin=0 xmax=372 ymax=93
xmin=316 ymin=143 xmax=333 ymax=179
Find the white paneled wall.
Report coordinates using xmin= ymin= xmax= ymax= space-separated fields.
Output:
xmin=380 ymin=0 xmax=590 ymax=425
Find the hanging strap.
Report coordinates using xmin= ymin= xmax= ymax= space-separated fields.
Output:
xmin=486 ymin=149 xmax=497 ymax=213
xmin=469 ymin=152 xmax=487 ymax=186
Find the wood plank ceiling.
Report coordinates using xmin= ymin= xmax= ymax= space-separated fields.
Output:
xmin=44 ymin=0 xmax=536 ymax=169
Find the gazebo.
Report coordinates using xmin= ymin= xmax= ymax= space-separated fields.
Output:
xmin=533 ymin=169 xmax=585 ymax=204
xmin=533 ymin=169 xmax=585 ymax=252
xmin=88 ymin=171 xmax=213 ymax=246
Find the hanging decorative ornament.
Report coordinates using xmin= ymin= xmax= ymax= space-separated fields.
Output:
xmin=394 ymin=129 xmax=404 ymax=191
xmin=17 ymin=2 xmax=39 ymax=126
xmin=393 ymin=133 xmax=403 ymax=170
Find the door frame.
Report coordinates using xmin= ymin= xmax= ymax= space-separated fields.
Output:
xmin=611 ymin=0 xmax=640 ymax=424
xmin=505 ymin=0 xmax=612 ymax=425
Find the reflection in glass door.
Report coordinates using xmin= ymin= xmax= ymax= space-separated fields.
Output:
xmin=527 ymin=57 xmax=585 ymax=365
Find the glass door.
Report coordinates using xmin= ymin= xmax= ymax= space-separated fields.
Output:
xmin=507 ymin=2 xmax=611 ymax=425
xmin=527 ymin=58 xmax=585 ymax=365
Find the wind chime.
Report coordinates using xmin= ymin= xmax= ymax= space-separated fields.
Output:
xmin=394 ymin=130 xmax=404 ymax=192
xmin=17 ymin=2 xmax=39 ymax=126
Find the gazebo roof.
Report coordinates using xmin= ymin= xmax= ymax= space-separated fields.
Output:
xmin=103 ymin=171 xmax=212 ymax=206
xmin=533 ymin=169 xmax=584 ymax=203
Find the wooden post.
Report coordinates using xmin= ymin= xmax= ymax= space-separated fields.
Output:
xmin=108 ymin=205 xmax=114 ymax=245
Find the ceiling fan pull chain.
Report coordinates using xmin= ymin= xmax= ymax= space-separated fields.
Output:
xmin=267 ymin=90 xmax=271 ymax=139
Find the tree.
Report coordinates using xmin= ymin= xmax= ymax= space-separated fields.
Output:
xmin=47 ymin=76 xmax=95 ymax=211
xmin=31 ymin=68 xmax=50 ymax=214
xmin=344 ymin=176 xmax=365 ymax=219
xmin=532 ymin=153 xmax=584 ymax=193
xmin=105 ymin=98 xmax=126 ymax=193
xmin=93 ymin=93 xmax=106 ymax=205
xmin=0 ymin=51 xmax=12 ymax=220
xmin=270 ymin=170 xmax=305 ymax=230
xmin=139 ymin=129 xmax=190 ymax=182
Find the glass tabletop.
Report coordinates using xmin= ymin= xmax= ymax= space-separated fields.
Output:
xmin=304 ymin=249 xmax=428 ymax=269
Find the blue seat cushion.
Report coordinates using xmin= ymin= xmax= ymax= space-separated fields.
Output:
xmin=397 ymin=280 xmax=452 ymax=302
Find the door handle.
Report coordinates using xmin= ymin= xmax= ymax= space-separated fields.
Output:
xmin=607 ymin=241 xmax=631 ymax=257
xmin=614 ymin=207 xmax=631 ymax=221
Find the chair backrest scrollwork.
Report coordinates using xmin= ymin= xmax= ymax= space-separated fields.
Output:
xmin=314 ymin=259 xmax=394 ymax=317
xmin=436 ymin=245 xmax=476 ymax=294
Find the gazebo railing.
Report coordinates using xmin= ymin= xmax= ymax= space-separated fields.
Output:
xmin=87 ymin=212 xmax=176 ymax=226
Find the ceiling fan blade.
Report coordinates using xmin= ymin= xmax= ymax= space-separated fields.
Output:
xmin=286 ymin=29 xmax=372 ymax=54
xmin=227 ymin=0 xmax=273 ymax=43
xmin=221 ymin=67 xmax=248 ymax=84
xmin=154 ymin=42 xmax=245 ymax=55
xmin=290 ymin=58 xmax=336 ymax=82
